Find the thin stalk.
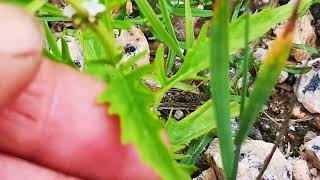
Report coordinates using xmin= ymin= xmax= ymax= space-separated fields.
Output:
xmin=158 ymin=0 xmax=180 ymax=74
xmin=67 ymin=0 xmax=121 ymax=65
xmin=90 ymin=23 xmax=122 ymax=65
xmin=166 ymin=51 xmax=177 ymax=75
xmin=231 ymin=10 xmax=250 ymax=179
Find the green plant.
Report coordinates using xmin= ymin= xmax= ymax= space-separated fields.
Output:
xmin=8 ymin=0 xmax=320 ymax=179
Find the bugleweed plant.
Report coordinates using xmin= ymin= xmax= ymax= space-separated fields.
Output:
xmin=9 ymin=0 xmax=320 ymax=179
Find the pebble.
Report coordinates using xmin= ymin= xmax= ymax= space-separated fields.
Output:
xmin=57 ymin=36 xmax=84 ymax=71
xmin=304 ymin=136 xmax=320 ymax=169
xmin=205 ymin=139 xmax=290 ymax=180
xmin=292 ymin=159 xmax=311 ymax=180
xmin=310 ymin=168 xmax=318 ymax=177
xmin=252 ymin=48 xmax=268 ymax=62
xmin=278 ymin=71 xmax=289 ymax=84
xmin=115 ymin=26 xmax=150 ymax=67
xmin=174 ymin=110 xmax=184 ymax=120
xmin=250 ymin=127 xmax=263 ymax=140
xmin=305 ymin=131 xmax=318 ymax=143
xmin=294 ymin=58 xmax=320 ymax=114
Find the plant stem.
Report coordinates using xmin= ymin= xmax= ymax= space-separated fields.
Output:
xmin=90 ymin=23 xmax=122 ymax=65
xmin=66 ymin=0 xmax=121 ymax=65
xmin=232 ymin=9 xmax=250 ymax=180
xmin=232 ymin=141 xmax=242 ymax=180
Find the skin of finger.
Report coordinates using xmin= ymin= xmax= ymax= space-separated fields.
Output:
xmin=0 ymin=152 xmax=83 ymax=180
xmin=0 ymin=4 xmax=43 ymax=108
xmin=0 ymin=59 xmax=159 ymax=180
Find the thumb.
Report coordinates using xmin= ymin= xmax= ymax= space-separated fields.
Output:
xmin=0 ymin=4 xmax=43 ymax=108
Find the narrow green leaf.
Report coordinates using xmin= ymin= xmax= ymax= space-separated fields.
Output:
xmin=61 ymin=38 xmax=72 ymax=62
xmin=284 ymin=65 xmax=312 ymax=74
xmin=135 ymin=0 xmax=184 ymax=58
xmin=158 ymin=0 xmax=180 ymax=73
xmin=154 ymin=44 xmax=168 ymax=85
xmin=185 ymin=0 xmax=195 ymax=49
xmin=210 ymin=1 xmax=234 ymax=178
xmin=43 ymin=22 xmax=61 ymax=57
xmin=181 ymin=133 xmax=214 ymax=165
xmin=293 ymin=44 xmax=319 ymax=54
xmin=166 ymin=101 xmax=240 ymax=146
xmin=172 ymin=8 xmax=212 ymax=17
xmin=231 ymin=2 xmax=242 ymax=21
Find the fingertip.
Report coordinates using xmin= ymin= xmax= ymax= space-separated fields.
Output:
xmin=0 ymin=3 xmax=44 ymax=55
xmin=0 ymin=3 xmax=44 ymax=108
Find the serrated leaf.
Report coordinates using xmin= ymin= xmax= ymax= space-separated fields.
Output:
xmin=98 ymin=66 xmax=189 ymax=180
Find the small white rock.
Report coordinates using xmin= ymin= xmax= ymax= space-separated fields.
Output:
xmin=253 ymin=48 xmax=268 ymax=62
xmin=278 ymin=71 xmax=289 ymax=83
xmin=174 ymin=110 xmax=184 ymax=120
xmin=205 ymin=139 xmax=291 ymax=180
xmin=115 ymin=26 xmax=150 ymax=67
xmin=305 ymin=131 xmax=318 ymax=143
xmin=310 ymin=168 xmax=318 ymax=177
xmin=304 ymin=136 xmax=320 ymax=169
xmin=294 ymin=58 xmax=320 ymax=114
xmin=57 ymin=35 xmax=84 ymax=71
xmin=292 ymin=159 xmax=311 ymax=180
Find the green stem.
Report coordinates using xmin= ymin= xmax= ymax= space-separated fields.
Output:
xmin=232 ymin=5 xmax=250 ymax=179
xmin=232 ymin=141 xmax=242 ymax=180
xmin=90 ymin=23 xmax=122 ymax=65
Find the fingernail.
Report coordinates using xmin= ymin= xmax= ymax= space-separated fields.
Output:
xmin=0 ymin=4 xmax=43 ymax=56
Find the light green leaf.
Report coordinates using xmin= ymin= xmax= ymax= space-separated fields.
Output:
xmin=180 ymin=133 xmax=214 ymax=165
xmin=166 ymin=101 xmax=239 ymax=146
